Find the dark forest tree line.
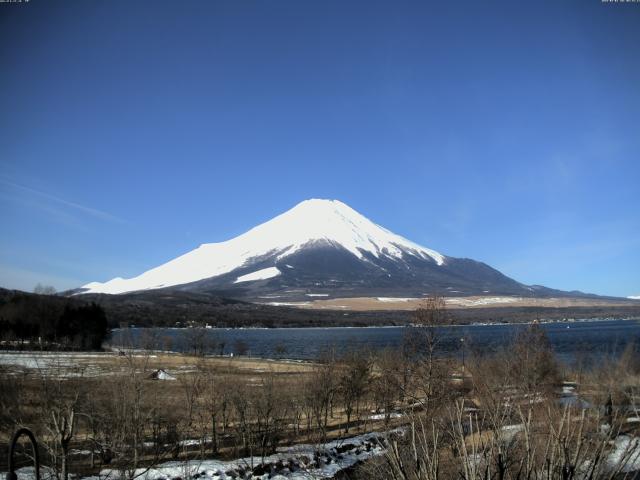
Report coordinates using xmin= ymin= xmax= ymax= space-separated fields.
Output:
xmin=0 ymin=290 xmax=109 ymax=350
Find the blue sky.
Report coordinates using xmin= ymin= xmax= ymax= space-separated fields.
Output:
xmin=0 ymin=0 xmax=638 ymax=297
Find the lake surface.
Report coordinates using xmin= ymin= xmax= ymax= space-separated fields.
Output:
xmin=109 ymin=319 xmax=640 ymax=365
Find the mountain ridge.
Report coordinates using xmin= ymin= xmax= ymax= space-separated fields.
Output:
xmin=77 ymin=199 xmax=611 ymax=301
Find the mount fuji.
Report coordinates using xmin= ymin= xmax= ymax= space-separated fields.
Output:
xmin=78 ymin=199 xmax=577 ymax=301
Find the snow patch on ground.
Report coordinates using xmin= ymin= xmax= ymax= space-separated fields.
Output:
xmin=369 ymin=412 xmax=403 ymax=420
xmin=3 ymin=431 xmax=398 ymax=480
xmin=447 ymin=296 xmax=521 ymax=307
xmin=0 ymin=351 xmax=164 ymax=377
xmin=607 ymin=435 xmax=640 ymax=472
xmin=376 ymin=297 xmax=416 ymax=302
xmin=154 ymin=369 xmax=176 ymax=381
xmin=0 ymin=352 xmax=114 ymax=377
xmin=499 ymin=424 xmax=524 ymax=442
xmin=628 ymin=295 xmax=640 ymax=300
xmin=234 ymin=267 xmax=281 ymax=284
xmin=266 ymin=302 xmax=312 ymax=307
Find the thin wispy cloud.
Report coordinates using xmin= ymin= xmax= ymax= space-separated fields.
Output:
xmin=0 ymin=178 xmax=127 ymax=224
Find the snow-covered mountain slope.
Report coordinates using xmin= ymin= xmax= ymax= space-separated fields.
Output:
xmin=77 ymin=199 xmax=610 ymax=301
xmin=80 ymin=199 xmax=447 ymax=295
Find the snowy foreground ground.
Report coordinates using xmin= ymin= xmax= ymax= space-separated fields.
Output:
xmin=6 ymin=430 xmax=397 ymax=480
xmin=7 ymin=429 xmax=640 ymax=480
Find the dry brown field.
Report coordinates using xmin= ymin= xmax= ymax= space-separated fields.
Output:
xmin=264 ymin=295 xmax=637 ymax=311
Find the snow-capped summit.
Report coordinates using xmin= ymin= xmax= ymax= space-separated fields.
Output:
xmin=80 ymin=199 xmax=445 ymax=295
xmin=237 ymin=199 xmax=445 ymax=265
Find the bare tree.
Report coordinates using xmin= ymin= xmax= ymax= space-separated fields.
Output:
xmin=34 ymin=283 xmax=57 ymax=295
xmin=35 ymin=360 xmax=85 ymax=480
xmin=373 ymin=349 xmax=403 ymax=425
xmin=230 ymin=380 xmax=252 ymax=457
xmin=253 ymin=373 xmax=289 ymax=461
xmin=306 ymin=352 xmax=338 ymax=443
xmin=402 ymin=295 xmax=452 ymax=414
xmin=182 ymin=328 xmax=212 ymax=357
xmin=338 ymin=349 xmax=371 ymax=433
xmin=509 ymin=324 xmax=560 ymax=399
xmin=234 ymin=339 xmax=249 ymax=356
xmin=95 ymin=350 xmax=167 ymax=480
xmin=196 ymin=367 xmax=232 ymax=456
xmin=410 ymin=295 xmax=448 ymax=360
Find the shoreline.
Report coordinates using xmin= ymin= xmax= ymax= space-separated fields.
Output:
xmin=110 ymin=315 xmax=640 ymax=332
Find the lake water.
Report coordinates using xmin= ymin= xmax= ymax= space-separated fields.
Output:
xmin=110 ymin=319 xmax=640 ymax=365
